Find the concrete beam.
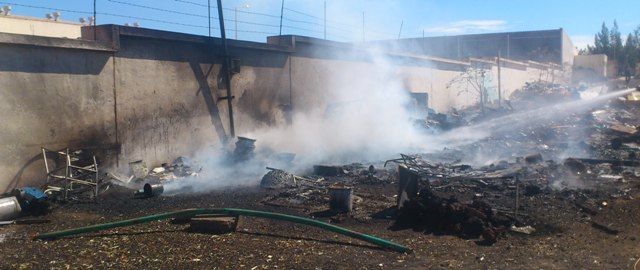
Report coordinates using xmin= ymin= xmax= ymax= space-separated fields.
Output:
xmin=0 ymin=32 xmax=115 ymax=52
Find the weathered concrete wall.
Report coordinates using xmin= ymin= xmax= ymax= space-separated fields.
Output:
xmin=0 ymin=38 xmax=116 ymax=191
xmin=574 ymin=54 xmax=607 ymax=78
xmin=0 ymin=27 xmax=561 ymax=190
xmin=113 ymin=35 xmax=291 ymax=168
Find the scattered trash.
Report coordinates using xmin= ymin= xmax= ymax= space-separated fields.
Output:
xmin=313 ymin=165 xmax=344 ymax=176
xmin=591 ymin=221 xmax=620 ymax=235
xmin=0 ymin=197 xmax=22 ymax=221
xmin=188 ymin=215 xmax=238 ymax=234
xmin=129 ymin=160 xmax=149 ymax=179
xmin=328 ymin=183 xmax=353 ymax=213
xmin=510 ymin=225 xmax=536 ymax=235
xmin=233 ymin=137 xmax=256 ymax=162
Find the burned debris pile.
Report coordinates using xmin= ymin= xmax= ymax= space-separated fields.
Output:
xmin=394 ymin=188 xmax=513 ymax=245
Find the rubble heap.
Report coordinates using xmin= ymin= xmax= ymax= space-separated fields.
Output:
xmin=394 ymin=188 xmax=513 ymax=244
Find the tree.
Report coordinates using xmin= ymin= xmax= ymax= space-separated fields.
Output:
xmin=593 ymin=22 xmax=611 ymax=55
xmin=446 ymin=66 xmax=492 ymax=114
xmin=610 ymin=20 xmax=624 ymax=75
xmin=622 ymin=32 xmax=639 ymax=83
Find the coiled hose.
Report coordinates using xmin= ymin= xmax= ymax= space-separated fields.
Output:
xmin=34 ymin=208 xmax=411 ymax=253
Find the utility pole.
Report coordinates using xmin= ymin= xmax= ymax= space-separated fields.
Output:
xmin=361 ymin=11 xmax=364 ymax=42
xmin=216 ymin=0 xmax=235 ymax=138
xmin=234 ymin=7 xmax=237 ymax=39
xmin=497 ymin=51 xmax=502 ymax=107
xmin=397 ymin=20 xmax=403 ymax=40
xmin=207 ymin=0 xmax=211 ymax=36
xmin=279 ymin=0 xmax=284 ymax=36
xmin=323 ymin=1 xmax=326 ymax=39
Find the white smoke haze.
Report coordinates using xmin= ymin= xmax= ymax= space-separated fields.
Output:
xmin=162 ymin=48 xmax=431 ymax=194
xmin=158 ymin=46 xmax=635 ymax=195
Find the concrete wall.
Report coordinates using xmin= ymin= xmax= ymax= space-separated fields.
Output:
xmin=0 ymin=35 xmax=116 ymax=191
xmin=0 ymin=26 xmax=560 ymax=191
xmin=371 ymin=29 xmax=572 ymax=66
xmin=0 ymin=15 xmax=81 ymax=39
xmin=573 ymin=54 xmax=607 ymax=82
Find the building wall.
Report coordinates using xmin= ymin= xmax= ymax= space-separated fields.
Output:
xmin=372 ymin=29 xmax=572 ymax=66
xmin=561 ymin=29 xmax=575 ymax=66
xmin=0 ymin=15 xmax=81 ymax=39
xmin=0 ymin=27 xmax=560 ymax=191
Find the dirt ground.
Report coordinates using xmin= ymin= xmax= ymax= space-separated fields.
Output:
xmin=0 ymin=181 xmax=638 ymax=269
xmin=2 ymin=86 xmax=638 ymax=269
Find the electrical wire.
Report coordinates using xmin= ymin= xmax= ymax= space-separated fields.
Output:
xmin=0 ymin=1 xmax=92 ymax=15
xmin=107 ymin=0 xmax=205 ymax=18
xmin=1 ymin=0 xmax=385 ymax=40
xmin=173 ymin=0 xmax=358 ymax=35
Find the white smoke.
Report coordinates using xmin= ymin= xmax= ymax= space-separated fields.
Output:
xmin=162 ymin=47 xmax=430 ymax=194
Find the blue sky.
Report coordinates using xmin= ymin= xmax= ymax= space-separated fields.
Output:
xmin=2 ymin=0 xmax=638 ymax=49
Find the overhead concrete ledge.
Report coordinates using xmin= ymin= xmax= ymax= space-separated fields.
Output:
xmin=0 ymin=32 xmax=116 ymax=52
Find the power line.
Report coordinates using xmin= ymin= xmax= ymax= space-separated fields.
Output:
xmin=173 ymin=0 xmax=358 ymax=34
xmin=0 ymin=1 xmax=280 ymax=35
xmin=107 ymin=0 xmax=205 ymax=18
xmin=1 ymin=0 xmax=379 ymax=40
xmin=109 ymin=0 xmax=306 ymax=30
xmin=283 ymin=7 xmax=320 ymax=20
xmin=0 ymin=1 xmax=92 ymax=15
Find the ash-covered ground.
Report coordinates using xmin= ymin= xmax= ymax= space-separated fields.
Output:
xmin=1 ymin=84 xmax=639 ymax=269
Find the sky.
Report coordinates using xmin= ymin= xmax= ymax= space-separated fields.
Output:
xmin=1 ymin=0 xmax=638 ymax=50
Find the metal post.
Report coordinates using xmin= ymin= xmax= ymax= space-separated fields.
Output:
xmin=397 ymin=20 xmax=403 ymax=40
xmin=506 ymin=33 xmax=510 ymax=59
xmin=207 ymin=0 xmax=211 ymax=36
xmin=234 ymin=7 xmax=237 ymax=39
xmin=64 ymin=148 xmax=70 ymax=200
xmin=42 ymin=148 xmax=50 ymax=185
xmin=497 ymin=51 xmax=502 ymax=107
xmin=361 ymin=11 xmax=364 ymax=42
xmin=216 ymin=0 xmax=235 ymax=138
xmin=515 ymin=176 xmax=519 ymax=218
xmin=279 ymin=0 xmax=284 ymax=36
xmin=93 ymin=155 xmax=99 ymax=199
xmin=323 ymin=1 xmax=326 ymax=39
xmin=93 ymin=0 xmax=97 ymax=41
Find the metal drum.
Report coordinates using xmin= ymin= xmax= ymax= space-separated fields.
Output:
xmin=0 ymin=196 xmax=22 ymax=221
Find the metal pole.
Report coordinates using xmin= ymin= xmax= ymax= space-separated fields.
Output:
xmin=323 ymin=1 xmax=326 ymax=39
xmin=279 ymin=0 xmax=284 ymax=36
xmin=361 ymin=12 xmax=364 ymax=42
xmin=397 ymin=20 xmax=403 ymax=40
xmin=497 ymin=51 xmax=502 ymax=107
xmin=216 ymin=0 xmax=235 ymax=138
xmin=93 ymin=0 xmax=96 ymax=41
xmin=515 ymin=176 xmax=519 ymax=218
xmin=207 ymin=0 xmax=211 ymax=37
xmin=234 ymin=7 xmax=237 ymax=39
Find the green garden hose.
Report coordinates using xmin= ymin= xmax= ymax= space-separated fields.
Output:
xmin=34 ymin=208 xmax=411 ymax=253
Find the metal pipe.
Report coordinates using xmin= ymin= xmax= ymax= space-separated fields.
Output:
xmin=34 ymin=208 xmax=411 ymax=253
xmin=216 ymin=0 xmax=235 ymax=138
xmin=497 ymin=51 xmax=502 ymax=107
